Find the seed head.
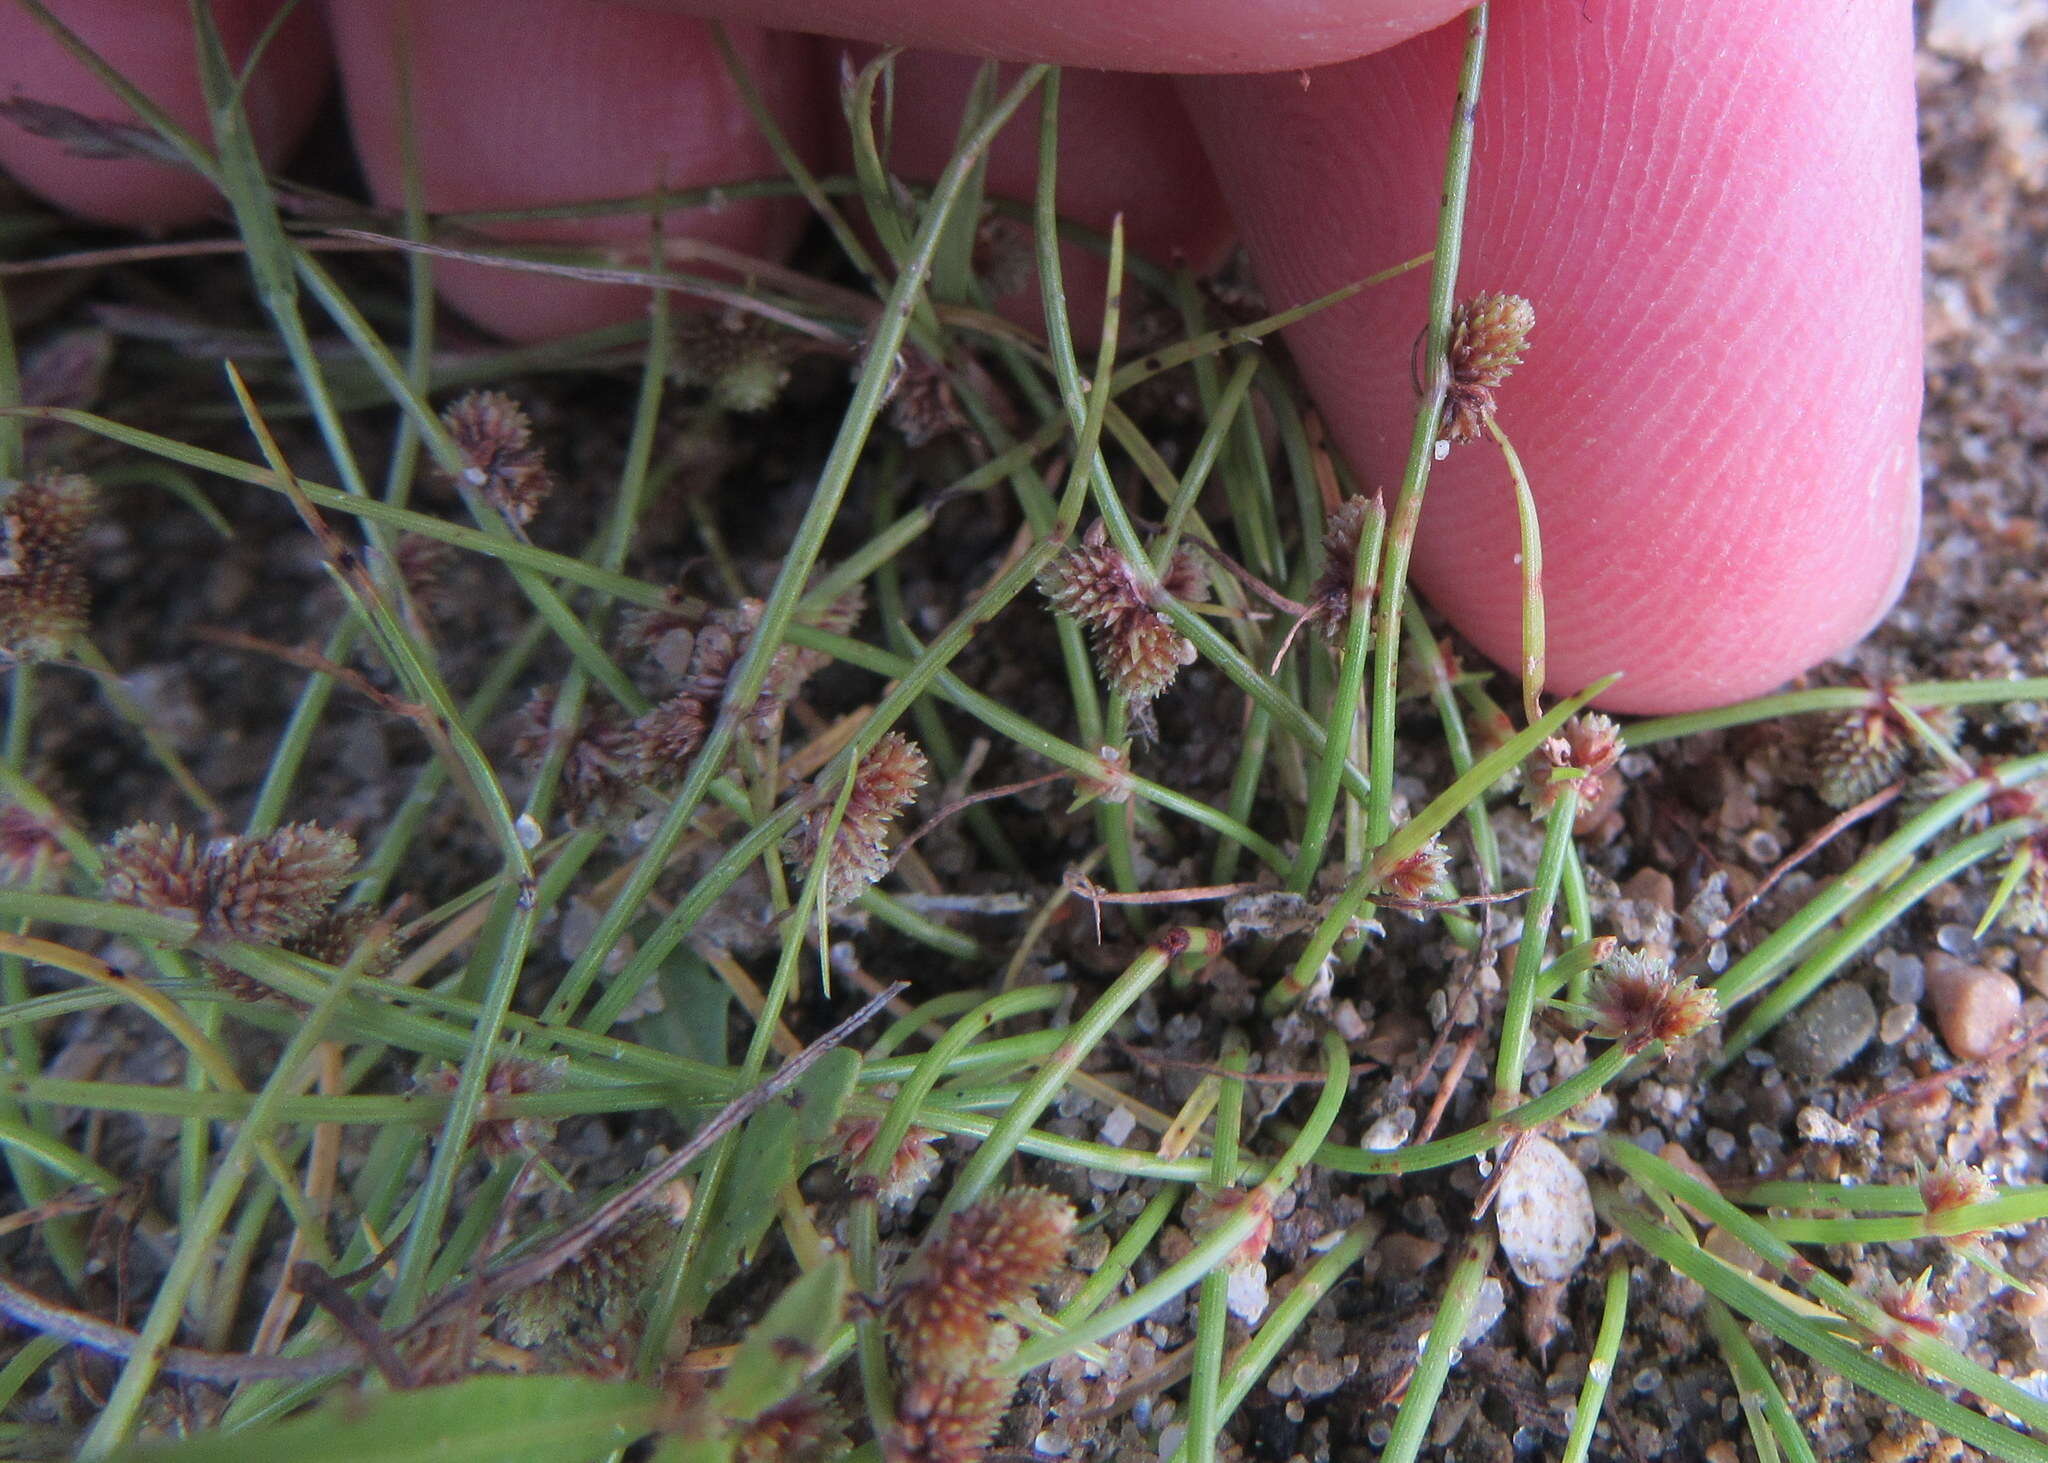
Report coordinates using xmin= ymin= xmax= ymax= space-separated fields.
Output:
xmin=416 ymin=1055 xmax=568 ymax=1160
xmin=889 ymin=1368 xmax=1012 ymax=1463
xmin=1376 ymin=836 xmax=1449 ymax=905
xmin=889 ymin=1187 xmax=1074 ymax=1377
xmin=789 ymin=733 xmax=927 ymax=909
xmin=834 ymin=1116 xmax=942 ymax=1209
xmin=622 ymin=587 xmax=862 ymax=752
xmin=1919 ymin=1160 xmax=1996 ymax=1222
xmin=513 ymin=687 xmax=640 ymax=824
xmin=0 ymin=802 xmax=67 ymax=886
xmin=631 ymin=693 xmax=710 ymax=778
xmin=1586 ymin=948 xmax=1718 ymax=1055
xmin=672 ymin=309 xmax=799 ymax=413
xmin=888 ymin=347 xmax=971 ymax=448
xmin=0 ymin=470 xmax=95 ymax=661
xmin=1871 ymin=1267 xmax=1943 ymax=1371
xmin=1525 ymin=713 xmax=1625 ymax=821
xmin=498 ymin=1182 xmax=690 ymax=1366
xmin=1813 ymin=708 xmax=1910 ymax=808
xmin=102 ymin=821 xmax=355 ymax=945
xmin=733 ymin=1392 xmax=850 ymax=1463
xmin=1040 ymin=521 xmax=1204 ymax=702
xmin=440 ymin=391 xmax=552 ymax=526
xmin=1305 ymin=497 xmax=1378 ymax=643
xmin=285 ymin=904 xmax=403 ymax=978
xmin=1441 ymin=293 xmax=1534 ymax=444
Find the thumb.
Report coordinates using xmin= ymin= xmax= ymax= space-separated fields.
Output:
xmin=1183 ymin=0 xmax=1922 ymax=714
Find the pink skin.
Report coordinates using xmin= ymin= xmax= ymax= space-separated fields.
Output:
xmin=0 ymin=0 xmax=329 ymax=227
xmin=0 ymin=0 xmax=1924 ymax=713
xmin=1184 ymin=2 xmax=1923 ymax=711
xmin=833 ymin=49 xmax=1235 ymax=336
xmin=324 ymin=0 xmax=824 ymax=341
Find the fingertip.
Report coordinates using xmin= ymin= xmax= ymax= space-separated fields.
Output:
xmin=1186 ymin=2 xmax=1923 ymax=713
xmin=0 ymin=0 xmax=329 ymax=228
xmin=838 ymin=49 xmax=1233 ymax=337
xmin=326 ymin=0 xmax=824 ymax=341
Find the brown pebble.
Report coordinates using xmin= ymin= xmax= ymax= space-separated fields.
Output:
xmin=1376 ymin=1232 xmax=1444 ymax=1276
xmin=1924 ymin=952 xmax=2022 ymax=1059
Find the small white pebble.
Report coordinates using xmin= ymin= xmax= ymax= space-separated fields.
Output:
xmin=1496 ymin=1137 xmax=1594 ymax=1286
xmin=1226 ymin=1264 xmax=1270 ymax=1323
xmin=1098 ymin=1104 xmax=1137 ymax=1147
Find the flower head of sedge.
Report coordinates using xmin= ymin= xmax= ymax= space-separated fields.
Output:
xmin=415 ymin=1056 xmax=568 ymax=1160
xmin=1524 ymin=712 xmax=1625 ymax=820
xmin=101 ymin=822 xmax=355 ymax=946
xmin=498 ymin=1180 xmax=691 ymax=1365
xmin=440 ymin=390 xmax=552 ymax=526
xmin=1305 ymin=497 xmax=1376 ymax=643
xmin=670 ymin=308 xmax=801 ymax=413
xmin=889 ymin=1368 xmax=1012 ymax=1463
xmin=1039 ymin=521 xmax=1205 ymax=702
xmin=1871 ymin=1267 xmax=1944 ymax=1372
xmin=1919 ymin=1160 xmax=1997 ymax=1228
xmin=833 ymin=1116 xmax=942 ymax=1209
xmin=887 ymin=1187 xmax=1075 ymax=1377
xmin=1375 ymin=836 xmax=1449 ymax=905
xmin=1586 ymin=948 xmax=1718 ymax=1055
xmin=512 ymin=686 xmax=641 ymax=825
xmin=0 ymin=470 xmax=95 ymax=662
xmin=787 ymin=733 xmax=928 ymax=909
xmin=1441 ymin=293 xmax=1533 ymax=444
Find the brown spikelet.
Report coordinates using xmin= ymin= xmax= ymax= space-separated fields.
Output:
xmin=1812 ymin=702 xmax=1963 ymax=810
xmin=889 ymin=1187 xmax=1075 ymax=1375
xmin=0 ymin=802 xmax=67 ymax=886
xmin=0 ymin=470 xmax=95 ymax=661
xmin=890 ymin=1368 xmax=1012 ymax=1463
xmin=1870 ymin=1268 xmax=1943 ymax=1372
xmin=101 ymin=823 xmax=207 ymax=928
xmin=1441 ymin=293 xmax=1534 ymax=444
xmin=514 ymin=686 xmax=641 ymax=824
xmin=621 ymin=586 xmax=863 ymax=751
xmin=1040 ymin=521 xmax=1203 ymax=702
xmin=1525 ymin=712 xmax=1626 ymax=821
xmin=1586 ymin=948 xmax=1718 ymax=1056
xmin=888 ymin=348 xmax=972 ymax=448
xmin=417 ymin=1055 xmax=568 ymax=1161
xmin=734 ymin=1392 xmax=851 ymax=1463
xmin=672 ymin=309 xmax=799 ymax=413
xmin=1305 ymin=497 xmax=1377 ymax=643
xmin=631 ymin=693 xmax=711 ymax=778
xmin=101 ymin=822 xmax=355 ymax=945
xmin=1376 ymin=836 xmax=1449 ymax=905
xmin=1920 ymin=1160 xmax=1996 ymax=1223
xmin=285 ymin=905 xmax=403 ymax=978
xmin=834 ymin=1116 xmax=942 ymax=1208
xmin=789 ymin=733 xmax=927 ymax=908
xmin=440 ymin=391 xmax=552 ymax=526
xmin=498 ymin=1181 xmax=690 ymax=1367
xmin=208 ymin=824 xmax=357 ymax=943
